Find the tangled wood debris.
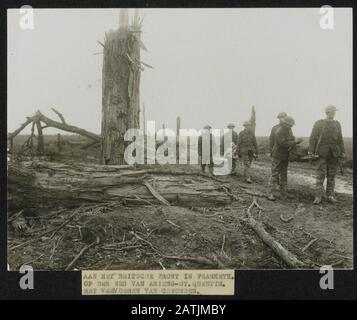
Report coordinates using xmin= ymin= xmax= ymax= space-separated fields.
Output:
xmin=8 ymin=206 xmax=84 ymax=251
xmin=8 ymin=178 xmax=352 ymax=270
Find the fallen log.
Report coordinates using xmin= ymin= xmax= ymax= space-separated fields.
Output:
xmin=8 ymin=161 xmax=232 ymax=211
xmin=245 ymin=197 xmax=306 ymax=269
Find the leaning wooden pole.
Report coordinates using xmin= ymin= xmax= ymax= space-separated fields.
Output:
xmin=101 ymin=9 xmax=142 ymax=164
xmin=176 ymin=116 xmax=181 ymax=137
xmin=176 ymin=116 xmax=181 ymax=162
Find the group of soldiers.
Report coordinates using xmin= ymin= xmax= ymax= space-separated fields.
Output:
xmin=198 ymin=120 xmax=258 ymax=182
xmin=198 ymin=105 xmax=346 ymax=204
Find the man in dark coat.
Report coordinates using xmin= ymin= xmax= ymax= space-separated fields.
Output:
xmin=269 ymin=112 xmax=288 ymax=189
xmin=269 ymin=112 xmax=288 ymax=154
xmin=198 ymin=125 xmax=215 ymax=174
xmin=268 ymin=116 xmax=303 ymax=200
xmin=237 ymin=121 xmax=258 ymax=183
xmin=308 ymin=106 xmax=345 ymax=204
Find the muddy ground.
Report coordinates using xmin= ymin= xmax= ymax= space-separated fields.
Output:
xmin=8 ymin=158 xmax=353 ymax=270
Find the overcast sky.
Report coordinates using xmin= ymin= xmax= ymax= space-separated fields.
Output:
xmin=7 ymin=8 xmax=353 ymax=137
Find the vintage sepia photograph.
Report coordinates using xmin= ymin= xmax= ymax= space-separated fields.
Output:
xmin=7 ymin=8 xmax=353 ymax=271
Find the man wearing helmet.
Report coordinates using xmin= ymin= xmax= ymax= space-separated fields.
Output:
xmin=268 ymin=116 xmax=303 ymax=200
xmin=269 ymin=112 xmax=288 ymax=154
xmin=237 ymin=121 xmax=258 ymax=183
xmin=308 ymin=106 xmax=346 ymax=204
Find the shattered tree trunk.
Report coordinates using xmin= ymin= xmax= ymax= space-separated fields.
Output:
xmin=8 ymin=161 xmax=232 ymax=211
xmin=101 ymin=11 xmax=141 ymax=165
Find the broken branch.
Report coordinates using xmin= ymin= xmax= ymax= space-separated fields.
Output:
xmin=143 ymin=182 xmax=171 ymax=206
xmin=129 ymin=231 xmax=162 ymax=256
xmin=65 ymin=239 xmax=98 ymax=270
xmin=97 ymin=40 xmax=105 ymax=48
xmin=245 ymin=197 xmax=306 ymax=268
xmin=7 ymin=117 xmax=33 ymax=140
xmin=302 ymin=238 xmax=319 ymax=252
xmin=166 ymin=219 xmax=184 ymax=230
xmin=51 ymin=108 xmax=67 ymax=124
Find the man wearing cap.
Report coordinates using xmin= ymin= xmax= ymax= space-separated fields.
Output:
xmin=223 ymin=123 xmax=239 ymax=174
xmin=268 ymin=116 xmax=303 ymax=200
xmin=308 ymin=106 xmax=345 ymax=204
xmin=237 ymin=121 xmax=258 ymax=183
xmin=198 ymin=125 xmax=215 ymax=174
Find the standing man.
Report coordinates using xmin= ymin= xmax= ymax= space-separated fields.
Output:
xmin=269 ymin=112 xmax=288 ymax=189
xmin=223 ymin=123 xmax=239 ymax=174
xmin=308 ymin=106 xmax=345 ymax=204
xmin=198 ymin=125 xmax=215 ymax=174
xmin=269 ymin=112 xmax=287 ymax=154
xmin=237 ymin=121 xmax=258 ymax=183
xmin=268 ymin=116 xmax=303 ymax=200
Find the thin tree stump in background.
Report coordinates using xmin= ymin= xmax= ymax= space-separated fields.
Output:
xmin=35 ymin=120 xmax=44 ymax=155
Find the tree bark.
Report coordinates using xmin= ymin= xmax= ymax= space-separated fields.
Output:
xmin=101 ymin=13 xmax=142 ymax=165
